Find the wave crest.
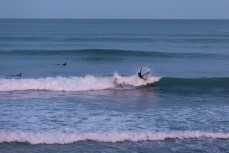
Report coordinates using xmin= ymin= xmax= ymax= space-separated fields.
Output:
xmin=0 ymin=74 xmax=160 ymax=92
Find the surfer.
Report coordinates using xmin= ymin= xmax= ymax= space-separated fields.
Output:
xmin=10 ymin=73 xmax=22 ymax=77
xmin=138 ymin=68 xmax=146 ymax=80
xmin=138 ymin=67 xmax=150 ymax=80
xmin=57 ymin=62 xmax=66 ymax=66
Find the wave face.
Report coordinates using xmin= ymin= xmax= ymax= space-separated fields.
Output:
xmin=0 ymin=131 xmax=228 ymax=144
xmin=155 ymin=77 xmax=229 ymax=89
xmin=0 ymin=74 xmax=160 ymax=92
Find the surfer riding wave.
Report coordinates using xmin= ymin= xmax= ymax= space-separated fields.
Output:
xmin=138 ymin=67 xmax=151 ymax=81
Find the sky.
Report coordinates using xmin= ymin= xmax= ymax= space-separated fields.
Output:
xmin=0 ymin=0 xmax=229 ymax=19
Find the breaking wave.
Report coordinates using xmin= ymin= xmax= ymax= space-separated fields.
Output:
xmin=0 ymin=131 xmax=228 ymax=144
xmin=0 ymin=74 xmax=228 ymax=92
xmin=0 ymin=73 xmax=160 ymax=92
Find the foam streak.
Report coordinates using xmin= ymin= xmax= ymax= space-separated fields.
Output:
xmin=0 ymin=131 xmax=228 ymax=144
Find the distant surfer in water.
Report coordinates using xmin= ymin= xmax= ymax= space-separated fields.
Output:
xmin=57 ymin=62 xmax=66 ymax=66
xmin=10 ymin=73 xmax=22 ymax=77
xmin=138 ymin=67 xmax=150 ymax=80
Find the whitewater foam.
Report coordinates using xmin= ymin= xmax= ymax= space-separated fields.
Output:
xmin=0 ymin=131 xmax=228 ymax=144
xmin=0 ymin=73 xmax=160 ymax=92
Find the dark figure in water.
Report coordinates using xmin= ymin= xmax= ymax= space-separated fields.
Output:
xmin=57 ymin=62 xmax=66 ymax=66
xmin=138 ymin=68 xmax=150 ymax=80
xmin=10 ymin=73 xmax=22 ymax=77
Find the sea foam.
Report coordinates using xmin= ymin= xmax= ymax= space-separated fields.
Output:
xmin=0 ymin=73 xmax=160 ymax=92
xmin=0 ymin=131 xmax=228 ymax=144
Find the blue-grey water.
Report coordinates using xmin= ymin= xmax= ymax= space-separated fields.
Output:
xmin=0 ymin=19 xmax=229 ymax=153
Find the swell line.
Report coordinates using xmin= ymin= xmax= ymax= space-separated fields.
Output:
xmin=0 ymin=49 xmax=228 ymax=59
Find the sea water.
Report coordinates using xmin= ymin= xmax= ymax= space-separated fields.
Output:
xmin=0 ymin=19 xmax=228 ymax=153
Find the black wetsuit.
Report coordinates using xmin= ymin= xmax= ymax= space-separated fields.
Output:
xmin=10 ymin=73 xmax=21 ymax=77
xmin=138 ymin=68 xmax=146 ymax=80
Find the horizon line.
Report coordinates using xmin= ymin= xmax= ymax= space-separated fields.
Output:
xmin=0 ymin=17 xmax=229 ymax=20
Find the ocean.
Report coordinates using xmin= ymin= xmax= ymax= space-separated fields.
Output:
xmin=0 ymin=19 xmax=228 ymax=153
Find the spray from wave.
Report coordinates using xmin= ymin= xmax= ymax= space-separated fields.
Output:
xmin=0 ymin=131 xmax=228 ymax=144
xmin=0 ymin=73 xmax=160 ymax=92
